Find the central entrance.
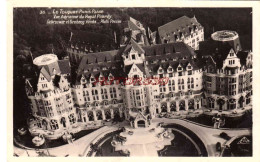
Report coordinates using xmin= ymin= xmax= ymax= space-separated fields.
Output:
xmin=137 ymin=120 xmax=145 ymax=128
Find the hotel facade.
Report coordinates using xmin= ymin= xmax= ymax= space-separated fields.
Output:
xmin=24 ymin=16 xmax=252 ymax=138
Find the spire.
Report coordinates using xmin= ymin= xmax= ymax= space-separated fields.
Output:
xmin=69 ymin=32 xmax=73 ymax=42
xmin=193 ymin=15 xmax=197 ymax=22
xmin=114 ymin=31 xmax=117 ymax=44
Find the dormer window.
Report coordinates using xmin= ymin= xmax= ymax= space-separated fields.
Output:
xmin=158 ymin=68 xmax=163 ymax=74
xmin=109 ymin=74 xmax=114 ymax=80
xmin=102 ymin=67 xmax=108 ymax=71
xmin=93 ymin=68 xmax=98 ymax=72
xmin=53 ymin=68 xmax=56 ymax=75
xmin=178 ymin=67 xmax=183 ymax=71
xmin=99 ymin=76 xmax=104 ymax=81
xmin=132 ymin=55 xmax=136 ymax=60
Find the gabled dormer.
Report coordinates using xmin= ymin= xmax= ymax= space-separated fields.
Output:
xmin=89 ymin=74 xmax=95 ymax=83
xmin=157 ymin=66 xmax=164 ymax=74
xmin=177 ymin=64 xmax=183 ymax=72
xmin=223 ymin=48 xmax=241 ymax=68
xmin=108 ymin=73 xmax=114 ymax=81
xmin=37 ymin=67 xmax=54 ymax=92
xmin=127 ymin=64 xmax=144 ymax=79
xmin=58 ymin=75 xmax=69 ymax=91
xmin=167 ymin=65 xmax=173 ymax=73
xmin=186 ymin=63 xmax=193 ymax=70
xmin=80 ymin=75 xmax=87 ymax=84
xmin=123 ymin=39 xmax=145 ymax=66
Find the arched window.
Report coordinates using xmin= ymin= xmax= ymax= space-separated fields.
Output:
xmin=161 ymin=103 xmax=167 ymax=112
xmin=96 ymin=111 xmax=103 ymax=120
xmin=179 ymin=100 xmax=185 ymax=110
xmin=105 ymin=110 xmax=111 ymax=119
xmin=188 ymin=99 xmax=194 ymax=109
xmin=88 ymin=111 xmax=94 ymax=121
xmin=208 ymin=97 xmax=215 ymax=109
xmin=170 ymin=102 xmax=176 ymax=111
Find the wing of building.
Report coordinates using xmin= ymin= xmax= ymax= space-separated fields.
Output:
xmin=158 ymin=15 xmax=204 ymax=50
xmin=197 ymin=30 xmax=252 ymax=111
xmin=25 ymin=54 xmax=77 ymax=140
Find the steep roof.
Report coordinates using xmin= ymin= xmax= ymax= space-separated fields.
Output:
xmin=42 ymin=61 xmax=61 ymax=76
xmin=58 ymin=60 xmax=71 ymax=75
xmin=198 ymin=40 xmax=236 ymax=69
xmin=39 ymin=66 xmax=51 ymax=82
xmin=143 ymin=42 xmax=196 ymax=58
xmin=130 ymin=39 xmax=145 ymax=54
xmin=237 ymin=51 xmax=250 ymax=66
xmin=69 ymin=30 xmax=116 ymax=52
xmin=128 ymin=17 xmax=143 ymax=31
xmin=75 ymin=48 xmax=126 ymax=83
xmin=158 ymin=15 xmax=203 ymax=42
xmin=142 ymin=42 xmax=199 ymax=75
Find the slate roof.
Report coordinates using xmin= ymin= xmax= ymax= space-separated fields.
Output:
xmin=58 ymin=60 xmax=71 ymax=75
xmin=40 ymin=66 xmax=52 ymax=82
xmin=198 ymin=39 xmax=243 ymax=69
xmin=158 ymin=16 xmax=203 ymax=42
xmin=142 ymin=42 xmax=199 ymax=75
xmin=69 ymin=30 xmax=116 ymax=52
xmin=128 ymin=17 xmax=144 ymax=31
xmin=74 ymin=48 xmax=126 ymax=84
xmin=237 ymin=51 xmax=250 ymax=66
xmin=74 ymin=41 xmax=200 ymax=83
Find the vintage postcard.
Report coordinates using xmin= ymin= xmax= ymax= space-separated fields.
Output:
xmin=6 ymin=0 xmax=260 ymax=162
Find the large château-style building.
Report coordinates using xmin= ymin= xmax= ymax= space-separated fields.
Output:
xmin=24 ymin=16 xmax=252 ymax=139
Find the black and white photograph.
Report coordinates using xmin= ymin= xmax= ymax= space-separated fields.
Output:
xmin=12 ymin=7 xmax=253 ymax=157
